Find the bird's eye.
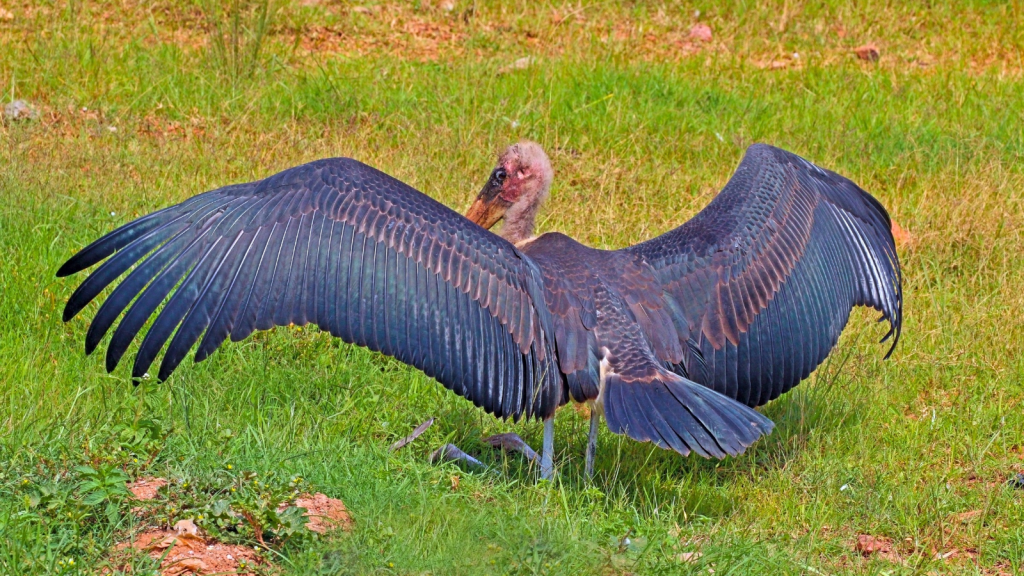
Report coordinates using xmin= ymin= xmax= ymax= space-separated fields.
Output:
xmin=494 ymin=168 xmax=507 ymax=183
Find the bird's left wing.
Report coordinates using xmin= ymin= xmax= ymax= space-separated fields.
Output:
xmin=58 ymin=158 xmax=563 ymax=421
xmin=627 ymin=144 xmax=902 ymax=407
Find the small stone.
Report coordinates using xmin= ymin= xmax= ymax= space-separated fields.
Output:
xmin=3 ymin=100 xmax=39 ymax=121
xmin=855 ymin=534 xmax=892 ymax=556
xmin=175 ymin=558 xmax=207 ymax=572
xmin=498 ymin=57 xmax=533 ymax=75
xmin=174 ymin=518 xmax=200 ymax=537
xmin=1009 ymin=472 xmax=1024 ymax=489
xmin=689 ymin=23 xmax=713 ymax=42
xmin=854 ymin=44 xmax=880 ymax=62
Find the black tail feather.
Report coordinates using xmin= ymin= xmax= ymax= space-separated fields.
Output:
xmin=603 ymin=371 xmax=774 ymax=459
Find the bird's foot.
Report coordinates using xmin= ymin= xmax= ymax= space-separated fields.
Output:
xmin=429 ymin=443 xmax=485 ymax=469
xmin=482 ymin=419 xmax=554 ymax=481
xmin=482 ymin=433 xmax=540 ymax=462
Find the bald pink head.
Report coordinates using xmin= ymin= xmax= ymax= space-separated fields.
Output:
xmin=465 ymin=141 xmax=553 ymax=245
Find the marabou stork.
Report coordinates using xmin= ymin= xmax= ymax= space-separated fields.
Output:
xmin=57 ymin=142 xmax=902 ymax=479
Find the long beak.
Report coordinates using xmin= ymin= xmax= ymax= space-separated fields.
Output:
xmin=465 ymin=195 xmax=508 ymax=230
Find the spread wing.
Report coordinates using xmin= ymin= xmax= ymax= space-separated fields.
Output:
xmin=58 ymin=158 xmax=563 ymax=421
xmin=628 ymin=144 xmax=902 ymax=407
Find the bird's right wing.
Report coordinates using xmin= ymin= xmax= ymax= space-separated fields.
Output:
xmin=58 ymin=158 xmax=563 ymax=421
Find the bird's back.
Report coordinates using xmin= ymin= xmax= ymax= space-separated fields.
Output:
xmin=520 ymin=232 xmax=684 ymax=403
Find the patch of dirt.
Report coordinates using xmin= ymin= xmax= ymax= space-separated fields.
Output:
xmin=119 ymin=520 xmax=261 ymax=576
xmin=140 ymin=115 xmax=208 ymax=142
xmin=854 ymin=534 xmax=902 ymax=563
xmin=933 ymin=547 xmax=979 ymax=561
xmin=963 ymin=471 xmax=1008 ymax=490
xmin=951 ymin=509 xmax=983 ymax=524
xmin=985 ymin=561 xmax=1016 ymax=576
xmin=128 ymin=477 xmax=168 ymax=501
xmin=753 ymin=57 xmax=799 ymax=70
xmin=115 ymin=491 xmax=349 ymax=574
xmin=293 ymin=493 xmax=353 ymax=534
xmin=293 ymin=4 xmax=468 ymax=62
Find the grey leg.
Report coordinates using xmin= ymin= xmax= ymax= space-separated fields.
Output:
xmin=429 ymin=443 xmax=485 ymax=469
xmin=540 ymin=417 xmax=554 ymax=480
xmin=584 ymin=408 xmax=599 ymax=480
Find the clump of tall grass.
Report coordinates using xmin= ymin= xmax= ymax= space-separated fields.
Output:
xmin=199 ymin=0 xmax=278 ymax=82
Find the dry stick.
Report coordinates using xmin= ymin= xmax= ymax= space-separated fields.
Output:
xmin=389 ymin=418 xmax=434 ymax=452
xmin=239 ymin=510 xmax=265 ymax=546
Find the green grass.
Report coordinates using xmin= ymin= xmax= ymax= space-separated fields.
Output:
xmin=1 ymin=1 xmax=1023 ymax=574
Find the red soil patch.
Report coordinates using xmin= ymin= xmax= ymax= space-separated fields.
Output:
xmin=114 ymin=489 xmax=350 ymax=574
xmin=987 ymin=561 xmax=1016 ymax=576
xmin=127 ymin=477 xmax=168 ymax=501
xmin=120 ymin=521 xmax=260 ymax=576
xmin=854 ymin=534 xmax=902 ymax=563
xmin=293 ymin=493 xmax=353 ymax=534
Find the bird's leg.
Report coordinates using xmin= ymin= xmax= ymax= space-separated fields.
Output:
xmin=584 ymin=408 xmax=599 ymax=480
xmin=540 ymin=416 xmax=555 ymax=480
xmin=481 ymin=417 xmax=554 ymax=479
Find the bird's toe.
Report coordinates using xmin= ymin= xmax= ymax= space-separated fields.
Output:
xmin=483 ymin=432 xmax=540 ymax=462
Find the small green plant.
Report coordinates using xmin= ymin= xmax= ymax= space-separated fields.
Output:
xmin=202 ymin=471 xmax=310 ymax=545
xmin=6 ymin=463 xmax=133 ymax=574
xmin=74 ymin=464 xmax=130 ymax=523
xmin=110 ymin=418 xmax=169 ymax=466
xmin=77 ymin=397 xmax=170 ymax=476
xmin=23 ymin=479 xmax=89 ymax=525
xmin=144 ymin=469 xmax=312 ymax=548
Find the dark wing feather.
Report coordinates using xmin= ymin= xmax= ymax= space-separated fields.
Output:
xmin=629 ymin=144 xmax=902 ymax=406
xmin=59 ymin=158 xmax=562 ymax=421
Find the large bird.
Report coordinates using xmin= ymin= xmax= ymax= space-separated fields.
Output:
xmin=58 ymin=142 xmax=902 ymax=479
